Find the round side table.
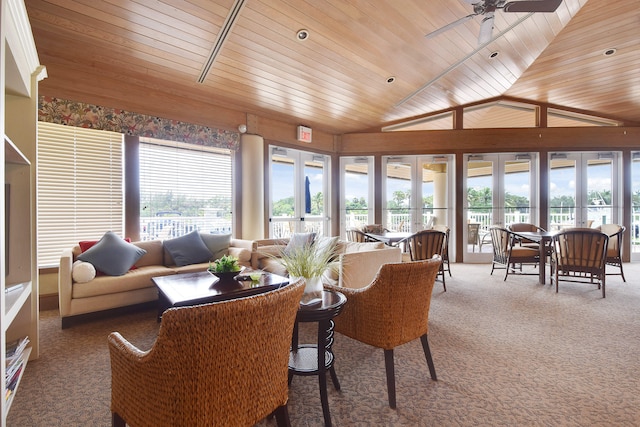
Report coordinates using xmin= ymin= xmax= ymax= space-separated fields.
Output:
xmin=288 ymin=289 xmax=346 ymax=427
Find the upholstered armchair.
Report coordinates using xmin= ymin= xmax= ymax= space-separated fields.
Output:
xmin=108 ymin=281 xmax=305 ymax=427
xmin=324 ymin=258 xmax=442 ymax=408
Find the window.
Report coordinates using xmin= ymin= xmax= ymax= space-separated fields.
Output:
xmin=37 ymin=122 xmax=123 ymax=267
xmin=139 ymin=138 xmax=232 ymax=240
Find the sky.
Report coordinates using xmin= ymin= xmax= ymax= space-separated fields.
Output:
xmin=273 ymin=158 xmax=625 ymax=207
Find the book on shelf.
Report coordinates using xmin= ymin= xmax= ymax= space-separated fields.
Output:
xmin=6 ymin=336 xmax=29 ymax=368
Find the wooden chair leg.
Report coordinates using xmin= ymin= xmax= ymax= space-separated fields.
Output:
xmin=112 ymin=412 xmax=126 ymax=427
xmin=274 ymin=404 xmax=292 ymax=427
xmin=440 ymin=265 xmax=446 ymax=292
xmin=384 ymin=349 xmax=396 ymax=409
xmin=420 ymin=334 xmax=437 ymax=381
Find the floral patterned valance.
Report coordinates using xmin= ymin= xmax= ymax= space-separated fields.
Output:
xmin=38 ymin=96 xmax=239 ymax=150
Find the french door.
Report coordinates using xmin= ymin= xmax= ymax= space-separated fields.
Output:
xmin=464 ymin=153 xmax=538 ymax=262
xmin=381 ymin=155 xmax=454 ymax=233
xmin=548 ymin=152 xmax=620 ymax=231
xmin=268 ymin=146 xmax=330 ymax=238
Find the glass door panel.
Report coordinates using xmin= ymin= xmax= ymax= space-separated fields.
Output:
xmin=586 ymin=157 xmax=613 ymax=229
xmin=504 ymin=159 xmax=534 ymax=225
xmin=549 ymin=156 xmax=576 ymax=230
xmin=340 ymin=157 xmax=373 ymax=237
xmin=631 ymin=154 xmax=640 ymax=259
xmin=465 ymin=157 xmax=494 ymax=261
xmin=384 ymin=158 xmax=413 ymax=232
xmin=303 ymin=156 xmax=327 ymax=236
xmin=270 ymin=149 xmax=296 ymax=238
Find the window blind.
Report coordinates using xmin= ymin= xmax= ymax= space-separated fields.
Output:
xmin=37 ymin=122 xmax=123 ymax=268
xmin=139 ymin=138 xmax=232 ymax=240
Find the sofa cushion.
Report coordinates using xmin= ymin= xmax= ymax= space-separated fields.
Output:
xmin=77 ymin=231 xmax=147 ymax=276
xmin=132 ymin=240 xmax=165 ymax=267
xmin=340 ymin=241 xmax=385 ymax=253
xmin=163 ymin=230 xmax=213 ymax=267
xmin=285 ymin=232 xmax=315 ymax=254
xmin=260 ymin=257 xmax=288 ymax=277
xmin=199 ymin=233 xmax=231 ymax=261
xmin=72 ymin=265 xmax=172 ymax=299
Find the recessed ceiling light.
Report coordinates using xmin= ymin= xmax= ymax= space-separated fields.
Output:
xmin=489 ymin=51 xmax=499 ymax=59
xmin=603 ymin=48 xmax=617 ymax=56
xmin=296 ymin=29 xmax=310 ymax=41
xmin=386 ymin=76 xmax=396 ymax=84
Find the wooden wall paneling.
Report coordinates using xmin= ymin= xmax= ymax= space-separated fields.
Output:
xmin=339 ymin=127 xmax=640 ymax=156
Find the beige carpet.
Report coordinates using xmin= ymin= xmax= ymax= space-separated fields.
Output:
xmin=8 ymin=263 xmax=640 ymax=426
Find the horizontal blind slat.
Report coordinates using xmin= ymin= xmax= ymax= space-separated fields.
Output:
xmin=37 ymin=122 xmax=124 ymax=267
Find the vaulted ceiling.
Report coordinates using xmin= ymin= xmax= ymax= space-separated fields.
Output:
xmin=26 ymin=0 xmax=640 ymax=135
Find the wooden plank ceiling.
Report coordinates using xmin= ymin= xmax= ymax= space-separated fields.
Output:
xmin=25 ymin=0 xmax=640 ymax=135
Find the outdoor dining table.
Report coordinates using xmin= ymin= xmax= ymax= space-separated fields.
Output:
xmin=510 ymin=230 xmax=558 ymax=285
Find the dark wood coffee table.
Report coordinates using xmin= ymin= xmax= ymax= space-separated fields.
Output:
xmin=153 ymin=270 xmax=289 ymax=321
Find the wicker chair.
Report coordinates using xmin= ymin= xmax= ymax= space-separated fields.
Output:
xmin=324 ymin=258 xmax=442 ymax=409
xmin=551 ymin=228 xmax=609 ymax=298
xmin=108 ymin=281 xmax=305 ymax=427
xmin=489 ymin=226 xmax=540 ymax=281
xmin=597 ymin=224 xmax=626 ymax=282
xmin=407 ymin=229 xmax=447 ymax=291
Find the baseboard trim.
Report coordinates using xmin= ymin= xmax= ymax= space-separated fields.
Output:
xmin=40 ymin=293 xmax=59 ymax=311
xmin=60 ymin=301 xmax=157 ymax=329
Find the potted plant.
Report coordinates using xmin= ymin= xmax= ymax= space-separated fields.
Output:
xmin=274 ymin=238 xmax=339 ymax=305
xmin=208 ymin=255 xmax=244 ymax=284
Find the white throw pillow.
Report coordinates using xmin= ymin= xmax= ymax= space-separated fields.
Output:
xmin=72 ymin=260 xmax=96 ymax=283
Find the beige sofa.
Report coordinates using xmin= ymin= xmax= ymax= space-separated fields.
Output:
xmin=251 ymin=238 xmax=402 ymax=289
xmin=58 ymin=236 xmax=254 ymax=328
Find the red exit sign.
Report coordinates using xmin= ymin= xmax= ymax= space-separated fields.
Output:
xmin=297 ymin=125 xmax=312 ymax=143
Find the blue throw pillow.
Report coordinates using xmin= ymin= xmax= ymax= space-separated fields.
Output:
xmin=164 ymin=230 xmax=213 ymax=267
xmin=77 ymin=231 xmax=147 ymax=276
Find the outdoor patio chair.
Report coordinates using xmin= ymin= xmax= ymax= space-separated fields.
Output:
xmin=407 ymin=229 xmax=447 ymax=291
xmin=551 ymin=228 xmax=608 ymax=298
xmin=489 ymin=226 xmax=539 ymax=281
xmin=597 ymin=224 xmax=626 ymax=282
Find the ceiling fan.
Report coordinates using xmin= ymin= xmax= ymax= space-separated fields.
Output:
xmin=425 ymin=0 xmax=563 ymax=46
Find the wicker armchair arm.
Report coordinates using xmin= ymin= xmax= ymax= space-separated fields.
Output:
xmin=108 ymin=332 xmax=149 ymax=361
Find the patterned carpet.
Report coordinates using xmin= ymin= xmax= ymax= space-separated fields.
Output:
xmin=8 ymin=263 xmax=640 ymax=426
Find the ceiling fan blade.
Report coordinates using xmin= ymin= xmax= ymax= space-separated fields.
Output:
xmin=425 ymin=13 xmax=477 ymax=39
xmin=503 ymin=0 xmax=562 ymax=13
xmin=477 ymin=13 xmax=495 ymax=45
